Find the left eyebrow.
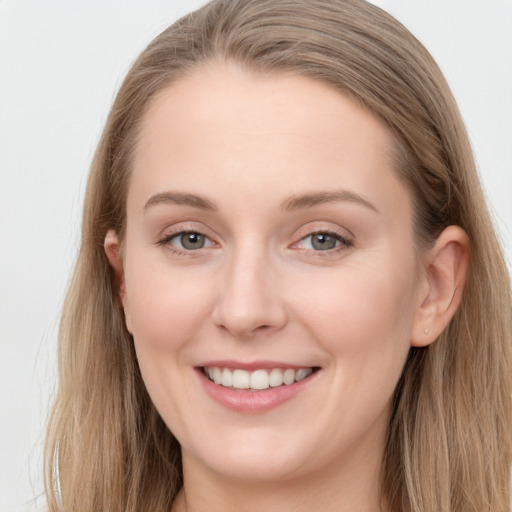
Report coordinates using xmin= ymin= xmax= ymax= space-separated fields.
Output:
xmin=280 ymin=190 xmax=380 ymax=214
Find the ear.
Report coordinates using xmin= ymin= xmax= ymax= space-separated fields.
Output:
xmin=411 ymin=225 xmax=470 ymax=347
xmin=104 ymin=229 xmax=132 ymax=333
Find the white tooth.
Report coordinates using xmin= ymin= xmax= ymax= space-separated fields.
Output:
xmin=232 ymin=369 xmax=250 ymax=389
xmin=269 ymin=368 xmax=284 ymax=387
xmin=213 ymin=367 xmax=222 ymax=385
xmin=250 ymin=370 xmax=270 ymax=390
xmin=283 ymin=368 xmax=295 ymax=385
xmin=207 ymin=367 xmax=215 ymax=380
xmin=221 ymin=368 xmax=233 ymax=387
xmin=295 ymin=368 xmax=312 ymax=382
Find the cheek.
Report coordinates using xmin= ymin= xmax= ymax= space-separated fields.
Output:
xmin=123 ymin=259 xmax=215 ymax=421
xmin=124 ymin=258 xmax=213 ymax=354
xmin=292 ymin=256 xmax=418 ymax=361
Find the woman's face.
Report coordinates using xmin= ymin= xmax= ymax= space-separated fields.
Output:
xmin=117 ymin=63 xmax=426 ymax=483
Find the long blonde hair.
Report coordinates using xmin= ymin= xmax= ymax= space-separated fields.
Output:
xmin=45 ymin=1 xmax=512 ymax=510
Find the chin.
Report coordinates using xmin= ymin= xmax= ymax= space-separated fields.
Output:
xmin=190 ymin=444 xmax=312 ymax=483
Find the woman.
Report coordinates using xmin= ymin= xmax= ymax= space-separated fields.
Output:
xmin=44 ymin=0 xmax=512 ymax=511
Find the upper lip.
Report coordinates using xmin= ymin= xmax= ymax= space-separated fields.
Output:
xmin=197 ymin=360 xmax=318 ymax=371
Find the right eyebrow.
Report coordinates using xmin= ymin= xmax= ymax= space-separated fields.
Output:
xmin=143 ymin=191 xmax=217 ymax=211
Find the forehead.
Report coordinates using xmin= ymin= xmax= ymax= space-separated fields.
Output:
xmin=130 ymin=62 xmax=410 ymax=220
xmin=137 ymin=62 xmax=395 ymax=162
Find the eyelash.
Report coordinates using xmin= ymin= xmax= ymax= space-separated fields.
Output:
xmin=157 ymin=230 xmax=216 ymax=255
xmin=294 ymin=230 xmax=354 ymax=253
xmin=156 ymin=228 xmax=354 ymax=255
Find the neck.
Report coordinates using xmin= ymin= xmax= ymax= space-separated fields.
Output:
xmin=173 ymin=441 xmax=389 ymax=512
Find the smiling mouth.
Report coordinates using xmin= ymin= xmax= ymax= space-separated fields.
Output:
xmin=202 ymin=366 xmax=318 ymax=391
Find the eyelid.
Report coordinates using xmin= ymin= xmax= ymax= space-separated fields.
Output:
xmin=170 ymin=231 xmax=216 ymax=248
xmin=290 ymin=224 xmax=355 ymax=253
xmin=156 ymin=222 xmax=219 ymax=253
xmin=155 ymin=222 xmax=354 ymax=255
xmin=297 ymin=231 xmax=351 ymax=248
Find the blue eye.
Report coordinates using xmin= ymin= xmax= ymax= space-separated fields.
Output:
xmin=309 ymin=233 xmax=338 ymax=250
xmin=176 ymin=232 xmax=206 ymax=250
xmin=160 ymin=231 xmax=215 ymax=251
xmin=298 ymin=231 xmax=352 ymax=251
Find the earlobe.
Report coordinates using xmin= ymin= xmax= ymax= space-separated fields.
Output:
xmin=411 ymin=225 xmax=470 ymax=347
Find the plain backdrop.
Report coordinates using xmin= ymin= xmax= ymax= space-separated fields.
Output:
xmin=0 ymin=1 xmax=511 ymax=511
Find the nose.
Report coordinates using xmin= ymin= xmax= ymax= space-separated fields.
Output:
xmin=211 ymin=248 xmax=288 ymax=338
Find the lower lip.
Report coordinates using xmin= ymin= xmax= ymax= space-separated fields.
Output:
xmin=197 ymin=369 xmax=318 ymax=414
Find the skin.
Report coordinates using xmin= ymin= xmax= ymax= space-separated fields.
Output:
xmin=105 ymin=62 xmax=469 ymax=512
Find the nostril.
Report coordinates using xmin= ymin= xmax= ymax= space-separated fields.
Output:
xmin=211 ymin=271 xmax=289 ymax=336
xmin=255 ymin=324 xmax=272 ymax=331
xmin=215 ymin=322 xmax=276 ymax=338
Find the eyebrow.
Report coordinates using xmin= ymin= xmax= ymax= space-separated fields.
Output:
xmin=280 ymin=190 xmax=380 ymax=213
xmin=144 ymin=192 xmax=217 ymax=211
xmin=143 ymin=189 xmax=379 ymax=214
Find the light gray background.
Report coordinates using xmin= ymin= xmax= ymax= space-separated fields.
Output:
xmin=1 ymin=1 xmax=511 ymax=511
